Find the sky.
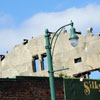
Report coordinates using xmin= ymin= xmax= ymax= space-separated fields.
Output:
xmin=0 ymin=0 xmax=100 ymax=78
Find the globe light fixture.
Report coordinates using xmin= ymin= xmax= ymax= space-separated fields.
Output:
xmin=69 ymin=26 xmax=79 ymax=47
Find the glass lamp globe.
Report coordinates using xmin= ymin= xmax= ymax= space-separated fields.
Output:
xmin=69 ymin=26 xmax=79 ymax=47
xmin=70 ymin=38 xmax=78 ymax=47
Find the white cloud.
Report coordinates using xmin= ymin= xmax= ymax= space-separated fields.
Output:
xmin=0 ymin=4 xmax=100 ymax=54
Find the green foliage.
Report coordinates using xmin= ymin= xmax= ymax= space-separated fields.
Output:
xmin=59 ymin=73 xmax=71 ymax=78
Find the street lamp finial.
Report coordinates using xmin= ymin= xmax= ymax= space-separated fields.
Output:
xmin=45 ymin=28 xmax=49 ymax=33
xmin=70 ymin=20 xmax=74 ymax=27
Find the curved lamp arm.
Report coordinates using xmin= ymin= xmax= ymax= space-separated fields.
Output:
xmin=45 ymin=20 xmax=78 ymax=48
xmin=45 ymin=20 xmax=79 ymax=57
xmin=50 ymin=20 xmax=73 ymax=46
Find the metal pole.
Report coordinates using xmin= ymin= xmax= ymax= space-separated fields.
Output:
xmin=44 ymin=21 xmax=79 ymax=100
xmin=45 ymin=29 xmax=56 ymax=100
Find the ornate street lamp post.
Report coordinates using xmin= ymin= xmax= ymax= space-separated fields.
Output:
xmin=45 ymin=20 xmax=79 ymax=100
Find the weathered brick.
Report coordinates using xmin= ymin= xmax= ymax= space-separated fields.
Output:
xmin=0 ymin=77 xmax=64 ymax=100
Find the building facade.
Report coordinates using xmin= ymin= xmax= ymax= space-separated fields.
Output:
xmin=0 ymin=28 xmax=100 ymax=78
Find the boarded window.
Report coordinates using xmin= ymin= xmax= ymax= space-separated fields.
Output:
xmin=74 ymin=57 xmax=82 ymax=63
xmin=32 ymin=55 xmax=39 ymax=72
xmin=41 ymin=53 xmax=48 ymax=70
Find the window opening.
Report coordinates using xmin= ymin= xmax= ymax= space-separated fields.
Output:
xmin=32 ymin=55 xmax=39 ymax=72
xmin=41 ymin=53 xmax=48 ymax=70
xmin=74 ymin=57 xmax=82 ymax=63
